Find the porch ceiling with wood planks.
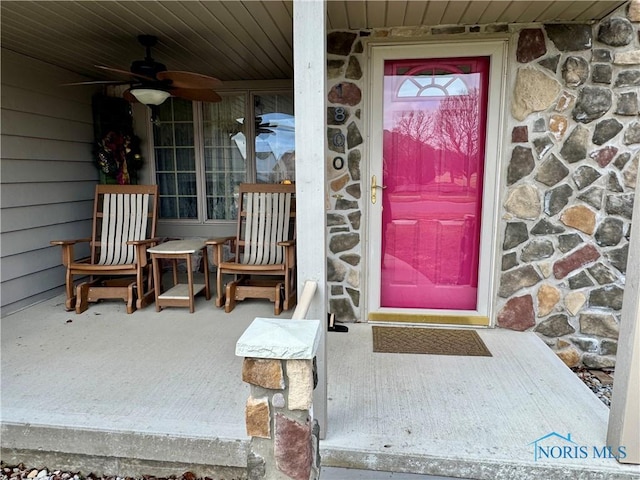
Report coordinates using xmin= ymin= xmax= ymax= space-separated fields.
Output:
xmin=0 ymin=1 xmax=627 ymax=85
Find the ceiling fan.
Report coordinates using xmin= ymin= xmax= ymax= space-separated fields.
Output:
xmin=68 ymin=35 xmax=222 ymax=105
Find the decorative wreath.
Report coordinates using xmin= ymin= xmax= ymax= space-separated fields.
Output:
xmin=96 ymin=131 xmax=143 ymax=184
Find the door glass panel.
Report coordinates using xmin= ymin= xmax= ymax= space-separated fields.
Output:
xmin=381 ymin=57 xmax=489 ymax=310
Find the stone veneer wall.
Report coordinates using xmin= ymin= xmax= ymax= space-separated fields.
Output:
xmin=325 ymin=2 xmax=639 ymax=368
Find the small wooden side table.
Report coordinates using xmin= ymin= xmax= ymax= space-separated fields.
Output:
xmin=148 ymin=239 xmax=211 ymax=313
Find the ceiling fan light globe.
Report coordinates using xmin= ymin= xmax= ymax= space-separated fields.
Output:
xmin=130 ymin=88 xmax=170 ymax=105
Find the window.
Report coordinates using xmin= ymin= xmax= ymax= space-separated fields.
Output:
xmin=153 ymin=99 xmax=197 ymax=219
xmin=203 ymin=94 xmax=247 ymax=220
xmin=152 ymin=90 xmax=294 ymax=221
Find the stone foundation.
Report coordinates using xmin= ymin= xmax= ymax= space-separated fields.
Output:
xmin=325 ymin=1 xmax=639 ymax=367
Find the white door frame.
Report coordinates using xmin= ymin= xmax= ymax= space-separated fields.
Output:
xmin=365 ymin=39 xmax=508 ymax=324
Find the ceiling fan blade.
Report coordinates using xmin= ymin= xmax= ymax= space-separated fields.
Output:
xmin=157 ymin=71 xmax=222 ymax=89
xmin=122 ymin=89 xmax=139 ymax=103
xmin=95 ymin=65 xmax=156 ymax=82
xmin=170 ymin=87 xmax=222 ymax=103
xmin=62 ymin=80 xmax=129 ymax=86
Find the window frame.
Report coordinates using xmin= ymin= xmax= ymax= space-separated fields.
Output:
xmin=147 ymin=83 xmax=294 ymax=226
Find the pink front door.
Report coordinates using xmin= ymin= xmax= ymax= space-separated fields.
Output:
xmin=380 ymin=57 xmax=489 ymax=310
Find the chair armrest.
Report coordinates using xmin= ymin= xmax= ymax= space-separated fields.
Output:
xmin=50 ymin=237 xmax=91 ymax=246
xmin=127 ymin=237 xmax=162 ymax=246
xmin=206 ymin=236 xmax=236 ymax=245
xmin=128 ymin=238 xmax=162 ymax=268
xmin=206 ymin=237 xmax=235 ymax=266
xmin=50 ymin=238 xmax=91 ymax=267
xmin=280 ymin=240 xmax=296 ymax=268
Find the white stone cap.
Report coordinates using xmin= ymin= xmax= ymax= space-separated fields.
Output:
xmin=236 ymin=317 xmax=321 ymax=360
xmin=148 ymin=239 xmax=205 ymax=254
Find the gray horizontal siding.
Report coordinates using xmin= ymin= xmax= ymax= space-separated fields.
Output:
xmin=1 ymin=160 xmax=97 ymax=184
xmin=1 ymin=182 xmax=97 ymax=209
xmin=1 ymin=49 xmax=98 ymax=100
xmin=2 ymin=200 xmax=95 ymax=232
xmin=2 ymin=221 xmax=93 ymax=259
xmin=2 ymin=247 xmax=74 ymax=283
xmin=1 ymin=84 xmax=94 ymax=124
xmin=2 ymin=135 xmax=93 ymax=162
xmin=1 ymin=48 xmax=99 ymax=315
xmin=1 ymin=109 xmax=94 ymax=141
xmin=1 ymin=286 xmax=67 ymax=316
xmin=2 ymin=266 xmax=70 ymax=307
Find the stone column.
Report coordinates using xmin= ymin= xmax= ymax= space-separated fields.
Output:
xmin=236 ymin=318 xmax=322 ymax=480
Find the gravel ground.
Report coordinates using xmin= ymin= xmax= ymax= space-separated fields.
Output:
xmin=572 ymin=367 xmax=614 ymax=407
xmin=1 ymin=369 xmax=615 ymax=480
xmin=0 ymin=466 xmax=203 ymax=480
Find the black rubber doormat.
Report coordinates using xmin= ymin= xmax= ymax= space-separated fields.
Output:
xmin=372 ymin=326 xmax=492 ymax=356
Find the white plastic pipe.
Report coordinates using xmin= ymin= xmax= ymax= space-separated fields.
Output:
xmin=292 ymin=280 xmax=318 ymax=320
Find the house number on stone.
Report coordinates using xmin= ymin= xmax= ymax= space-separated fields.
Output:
xmin=333 ymin=156 xmax=344 ymax=170
xmin=334 ymin=107 xmax=346 ymax=123
xmin=333 ymin=132 xmax=345 ymax=147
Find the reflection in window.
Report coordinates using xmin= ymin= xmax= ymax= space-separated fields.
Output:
xmin=384 ymin=58 xmax=488 ymax=196
xmin=255 ymin=106 xmax=296 ymax=183
xmin=230 ymin=94 xmax=295 ymax=184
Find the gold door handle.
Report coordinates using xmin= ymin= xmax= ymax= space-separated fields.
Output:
xmin=371 ymin=175 xmax=387 ymax=204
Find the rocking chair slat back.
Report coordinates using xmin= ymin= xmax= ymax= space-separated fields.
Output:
xmin=90 ymin=185 xmax=157 ymax=266
xmin=241 ymin=190 xmax=292 ymax=265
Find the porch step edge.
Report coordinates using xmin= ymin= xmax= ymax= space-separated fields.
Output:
xmin=1 ymin=422 xmax=249 ymax=478
xmin=319 ymin=446 xmax=640 ymax=480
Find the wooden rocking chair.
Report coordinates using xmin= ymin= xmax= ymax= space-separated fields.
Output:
xmin=51 ymin=184 xmax=160 ymax=314
xmin=207 ymin=183 xmax=296 ymax=314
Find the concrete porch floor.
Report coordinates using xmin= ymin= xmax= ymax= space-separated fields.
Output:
xmin=1 ymin=292 xmax=638 ymax=480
